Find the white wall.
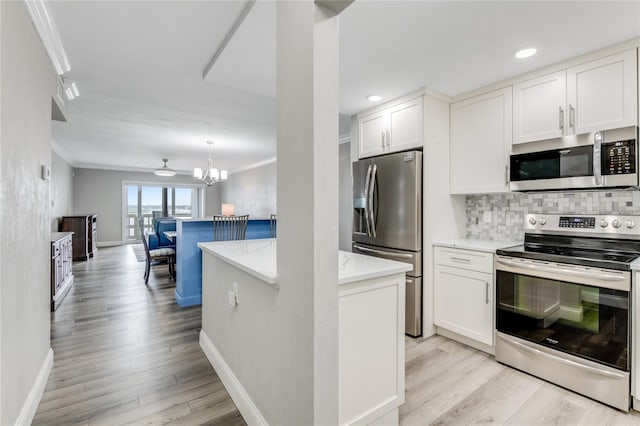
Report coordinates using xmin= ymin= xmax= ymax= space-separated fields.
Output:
xmin=219 ymin=162 xmax=276 ymax=218
xmin=423 ymin=94 xmax=466 ymax=337
xmin=50 ymin=150 xmax=74 ymax=232
xmin=72 ymin=168 xmax=206 ymax=244
xmin=0 ymin=2 xmax=55 ymax=423
xmin=338 ymin=142 xmax=352 ymax=251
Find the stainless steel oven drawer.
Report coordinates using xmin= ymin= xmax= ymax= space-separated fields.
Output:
xmin=496 ymin=332 xmax=630 ymax=411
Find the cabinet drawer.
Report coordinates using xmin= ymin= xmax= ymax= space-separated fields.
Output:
xmin=435 ymin=246 xmax=493 ymax=273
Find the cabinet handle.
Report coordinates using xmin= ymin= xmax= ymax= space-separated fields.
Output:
xmin=381 ymin=131 xmax=385 ymax=149
xmin=450 ymin=256 xmax=471 ymax=263
xmin=569 ymin=104 xmax=575 ymax=128
xmin=559 ymin=106 xmax=564 ymax=130
xmin=505 ymin=164 xmax=509 ymax=185
xmin=485 ymin=282 xmax=489 ymax=304
xmin=386 ymin=130 xmax=391 ymax=149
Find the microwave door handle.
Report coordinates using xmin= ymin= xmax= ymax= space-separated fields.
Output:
xmin=363 ymin=164 xmax=372 ymax=237
xmin=369 ymin=164 xmax=377 ymax=238
xmin=594 ymin=131 xmax=603 ymax=186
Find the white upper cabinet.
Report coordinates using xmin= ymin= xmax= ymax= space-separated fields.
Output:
xmin=513 ymin=49 xmax=638 ymax=145
xmin=513 ymin=71 xmax=566 ymax=144
xmin=358 ymin=110 xmax=388 ymax=158
xmin=357 ymin=95 xmax=423 ymax=159
xmin=450 ymin=87 xmax=512 ymax=194
xmin=567 ymin=49 xmax=638 ymax=135
xmin=387 ymin=97 xmax=424 ymax=152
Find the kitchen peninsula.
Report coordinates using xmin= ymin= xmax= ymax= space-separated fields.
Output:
xmin=197 ymin=239 xmax=410 ymax=425
xmin=173 ymin=217 xmax=272 ymax=307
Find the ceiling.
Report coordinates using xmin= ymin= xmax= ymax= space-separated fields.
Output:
xmin=49 ymin=0 xmax=640 ymax=175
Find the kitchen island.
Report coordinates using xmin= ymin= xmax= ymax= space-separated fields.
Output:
xmin=197 ymin=239 xmax=411 ymax=425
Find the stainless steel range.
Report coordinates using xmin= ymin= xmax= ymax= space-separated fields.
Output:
xmin=495 ymin=213 xmax=640 ymax=411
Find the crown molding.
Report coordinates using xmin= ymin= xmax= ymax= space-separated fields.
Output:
xmin=230 ymin=157 xmax=277 ymax=175
xmin=24 ymin=0 xmax=71 ymax=75
xmin=50 ymin=139 xmax=76 ymax=166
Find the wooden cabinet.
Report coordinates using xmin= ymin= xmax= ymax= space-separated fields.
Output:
xmin=514 ymin=49 xmax=637 ymax=144
xmin=61 ymin=214 xmax=97 ymax=261
xmin=357 ymin=95 xmax=423 ymax=158
xmin=51 ymin=232 xmax=74 ymax=310
xmin=450 ymin=87 xmax=512 ymax=194
xmin=434 ymin=246 xmax=494 ymax=349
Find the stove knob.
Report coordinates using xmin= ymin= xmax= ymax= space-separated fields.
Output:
xmin=600 ymin=219 xmax=609 ymax=228
xmin=528 ymin=217 xmax=537 ymax=225
xmin=627 ymin=220 xmax=636 ymax=229
xmin=612 ymin=219 xmax=621 ymax=229
xmin=539 ymin=218 xmax=546 ymax=225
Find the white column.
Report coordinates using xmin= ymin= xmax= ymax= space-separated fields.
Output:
xmin=277 ymin=2 xmax=340 ymax=424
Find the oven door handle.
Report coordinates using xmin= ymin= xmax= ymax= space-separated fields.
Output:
xmin=500 ymin=335 xmax=627 ymax=380
xmin=495 ymin=257 xmax=627 ymax=282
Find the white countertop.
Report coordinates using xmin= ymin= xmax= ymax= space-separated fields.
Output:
xmin=198 ymin=239 xmax=411 ymax=286
xmin=630 ymin=258 xmax=640 ymax=271
xmin=433 ymin=238 xmax=521 ymax=253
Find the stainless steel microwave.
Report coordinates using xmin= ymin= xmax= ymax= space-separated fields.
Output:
xmin=509 ymin=126 xmax=639 ymax=191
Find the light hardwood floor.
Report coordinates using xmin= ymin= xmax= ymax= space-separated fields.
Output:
xmin=34 ymin=245 xmax=245 ymax=425
xmin=402 ymin=335 xmax=640 ymax=425
xmin=35 ymin=245 xmax=640 ymax=425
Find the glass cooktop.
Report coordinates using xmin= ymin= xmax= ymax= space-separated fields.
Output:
xmin=497 ymin=234 xmax=640 ymax=271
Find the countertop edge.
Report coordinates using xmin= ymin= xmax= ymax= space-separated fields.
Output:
xmin=338 ymin=264 xmax=412 ymax=285
xmin=433 ymin=239 xmax=522 ymax=253
xmin=197 ymin=242 xmax=412 ymax=286
xmin=178 ymin=217 xmax=271 ymax=222
xmin=198 ymin=242 xmax=278 ymax=285
xmin=51 ymin=231 xmax=74 ymax=242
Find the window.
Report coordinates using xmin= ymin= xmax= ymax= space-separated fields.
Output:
xmin=123 ymin=182 xmax=204 ymax=241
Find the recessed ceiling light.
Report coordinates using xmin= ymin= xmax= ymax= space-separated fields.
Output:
xmin=367 ymin=95 xmax=382 ymax=102
xmin=515 ymin=48 xmax=537 ymax=59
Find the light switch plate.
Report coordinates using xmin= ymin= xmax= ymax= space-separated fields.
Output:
xmin=41 ymin=165 xmax=51 ymax=180
xmin=227 ymin=290 xmax=237 ymax=307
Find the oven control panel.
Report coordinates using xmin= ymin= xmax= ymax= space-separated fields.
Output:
xmin=558 ymin=216 xmax=596 ymax=228
xmin=525 ymin=214 xmax=640 ymax=236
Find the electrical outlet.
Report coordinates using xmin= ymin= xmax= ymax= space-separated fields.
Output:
xmin=483 ymin=211 xmax=492 ymax=223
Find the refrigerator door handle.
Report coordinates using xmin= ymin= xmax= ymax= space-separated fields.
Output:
xmin=363 ymin=164 xmax=372 ymax=237
xmin=369 ymin=164 xmax=377 ymax=238
xmin=353 ymin=244 xmax=414 ymax=259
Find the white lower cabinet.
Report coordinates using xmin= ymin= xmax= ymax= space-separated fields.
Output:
xmin=434 ymin=246 xmax=494 ymax=349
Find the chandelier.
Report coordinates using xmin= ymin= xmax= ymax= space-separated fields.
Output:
xmin=193 ymin=141 xmax=227 ymax=185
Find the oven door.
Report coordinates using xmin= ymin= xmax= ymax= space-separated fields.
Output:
xmin=495 ymin=256 xmax=630 ymax=371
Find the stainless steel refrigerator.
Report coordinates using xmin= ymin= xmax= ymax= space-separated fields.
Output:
xmin=352 ymin=150 xmax=422 ymax=337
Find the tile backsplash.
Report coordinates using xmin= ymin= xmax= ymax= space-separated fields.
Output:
xmin=466 ymin=191 xmax=640 ymax=241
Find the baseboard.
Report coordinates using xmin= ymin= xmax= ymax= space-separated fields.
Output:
xmin=97 ymin=241 xmax=123 ymax=247
xmin=15 ymin=348 xmax=53 ymax=426
xmin=174 ymin=289 xmax=201 ymax=307
xmin=199 ymin=331 xmax=267 ymax=426
xmin=436 ymin=326 xmax=495 ymax=356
